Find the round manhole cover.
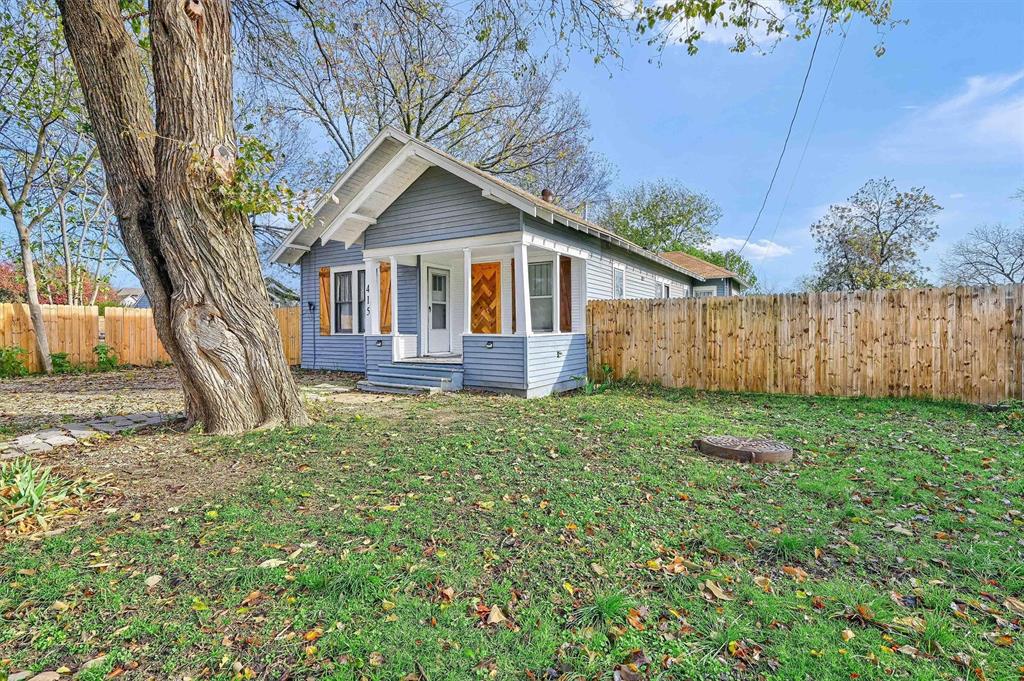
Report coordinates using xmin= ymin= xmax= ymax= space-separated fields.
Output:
xmin=693 ymin=436 xmax=794 ymax=464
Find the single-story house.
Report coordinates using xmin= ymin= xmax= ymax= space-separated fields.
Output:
xmin=272 ymin=127 xmax=745 ymax=396
xmin=659 ymin=251 xmax=746 ymax=297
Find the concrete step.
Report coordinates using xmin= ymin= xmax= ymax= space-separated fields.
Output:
xmin=381 ymin=362 xmax=464 ymax=375
xmin=367 ymin=371 xmax=455 ymax=389
xmin=356 ymin=380 xmax=441 ymax=396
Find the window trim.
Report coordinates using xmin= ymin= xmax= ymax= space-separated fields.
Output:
xmin=612 ymin=265 xmax=626 ymax=299
xmin=330 ymin=264 xmax=367 ymax=335
xmin=662 ymin=283 xmax=671 ymax=298
xmin=528 ymin=259 xmax=555 ymax=333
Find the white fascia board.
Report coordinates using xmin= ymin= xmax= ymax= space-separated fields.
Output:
xmin=522 ymin=232 xmax=591 ymax=260
xmin=320 ymin=144 xmax=416 ymax=245
xmin=271 ymin=130 xmax=401 ymax=263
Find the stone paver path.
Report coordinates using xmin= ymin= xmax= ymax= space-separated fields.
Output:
xmin=0 ymin=412 xmax=181 ymax=460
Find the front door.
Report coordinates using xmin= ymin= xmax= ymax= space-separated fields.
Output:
xmin=427 ymin=267 xmax=450 ymax=354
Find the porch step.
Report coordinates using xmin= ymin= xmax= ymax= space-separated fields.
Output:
xmin=356 ymin=380 xmax=441 ymax=396
xmin=367 ymin=362 xmax=464 ymax=391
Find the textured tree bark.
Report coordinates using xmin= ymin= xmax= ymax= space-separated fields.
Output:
xmin=57 ymin=0 xmax=309 ymax=433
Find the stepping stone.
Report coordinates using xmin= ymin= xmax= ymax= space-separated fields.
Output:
xmin=34 ymin=429 xmax=65 ymax=439
xmin=126 ymin=413 xmax=152 ymax=423
xmin=20 ymin=441 xmax=53 ymax=454
xmin=64 ymin=424 xmax=100 ymax=439
xmin=14 ymin=434 xmax=41 ymax=446
xmin=1 ymin=448 xmax=24 ymax=460
xmin=90 ymin=422 xmax=121 ymax=434
xmin=43 ymin=435 xmax=78 ymax=447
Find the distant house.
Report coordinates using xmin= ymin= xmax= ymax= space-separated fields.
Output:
xmin=660 ymin=251 xmax=746 ymax=297
xmin=272 ymin=127 xmax=745 ymax=396
xmin=118 ymin=287 xmax=145 ymax=307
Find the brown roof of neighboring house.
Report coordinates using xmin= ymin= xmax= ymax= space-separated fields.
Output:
xmin=660 ymin=251 xmax=742 ymax=283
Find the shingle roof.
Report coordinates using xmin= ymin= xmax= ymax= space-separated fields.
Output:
xmin=660 ymin=251 xmax=742 ymax=282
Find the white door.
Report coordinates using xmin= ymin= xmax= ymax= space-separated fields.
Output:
xmin=427 ymin=268 xmax=450 ymax=354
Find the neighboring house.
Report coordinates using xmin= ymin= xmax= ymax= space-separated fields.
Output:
xmin=659 ymin=251 xmax=746 ymax=297
xmin=118 ymin=287 xmax=145 ymax=307
xmin=272 ymin=127 xmax=742 ymax=396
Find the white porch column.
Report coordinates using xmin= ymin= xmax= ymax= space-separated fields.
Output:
xmin=366 ymin=258 xmax=379 ymax=335
xmin=514 ymin=243 xmax=531 ymax=336
xmin=551 ymin=252 xmax=560 ymax=333
xmin=463 ymin=248 xmax=472 ymax=335
xmin=389 ymin=255 xmax=399 ymax=337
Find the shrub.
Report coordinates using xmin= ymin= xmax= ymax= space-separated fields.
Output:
xmin=49 ymin=352 xmax=75 ymax=374
xmin=93 ymin=343 xmax=119 ymax=371
xmin=0 ymin=346 xmax=28 ymax=378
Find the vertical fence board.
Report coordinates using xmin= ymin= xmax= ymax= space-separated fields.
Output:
xmin=587 ymin=285 xmax=1024 ymax=404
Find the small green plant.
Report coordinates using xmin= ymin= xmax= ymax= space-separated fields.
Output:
xmin=1 ymin=459 xmax=66 ymax=528
xmin=49 ymin=352 xmax=75 ymax=374
xmin=93 ymin=343 xmax=119 ymax=371
xmin=0 ymin=346 xmax=28 ymax=377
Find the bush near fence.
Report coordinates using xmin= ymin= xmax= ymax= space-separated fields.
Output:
xmin=0 ymin=303 xmax=301 ymax=372
xmin=587 ymin=285 xmax=1024 ymax=404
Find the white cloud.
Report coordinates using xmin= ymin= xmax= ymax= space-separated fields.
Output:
xmin=710 ymin=236 xmax=792 ymax=260
xmin=880 ymin=69 xmax=1024 ymax=163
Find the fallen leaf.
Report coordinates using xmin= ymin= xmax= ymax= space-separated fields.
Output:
xmin=144 ymin=575 xmax=162 ymax=588
xmin=950 ymin=652 xmax=972 ymax=668
xmin=369 ymin=651 xmax=385 ymax=666
xmin=892 ymin=615 xmax=927 ymax=633
xmin=50 ymin=600 xmax=71 ymax=612
xmin=841 ymin=629 xmax=856 ymax=642
xmin=896 ymin=644 xmax=920 ymax=658
xmin=626 ymin=608 xmax=646 ymax=630
xmin=486 ymin=605 xmax=507 ymax=625
xmin=1004 ymin=597 xmax=1024 ymax=616
xmin=81 ymin=655 xmax=107 ymax=670
xmin=782 ymin=566 xmax=809 ymax=582
xmin=591 ymin=563 xmax=607 ymax=577
xmin=257 ymin=558 xmax=287 ymax=569
xmin=753 ymin=575 xmax=773 ymax=593
xmin=563 ymin=582 xmax=575 ymax=596
xmin=304 ymin=628 xmax=323 ymax=642
xmin=476 ymin=500 xmax=495 ymax=511
xmin=702 ymin=579 xmax=733 ymax=601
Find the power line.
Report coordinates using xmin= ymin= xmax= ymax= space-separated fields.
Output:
xmin=737 ymin=13 xmax=828 ymax=257
xmin=766 ymin=26 xmax=848 ymax=248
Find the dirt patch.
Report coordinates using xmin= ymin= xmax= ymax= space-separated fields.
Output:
xmin=33 ymin=428 xmax=251 ymax=518
xmin=0 ymin=367 xmax=184 ymax=436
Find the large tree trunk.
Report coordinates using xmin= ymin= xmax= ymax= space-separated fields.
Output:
xmin=14 ymin=217 xmax=54 ymax=374
xmin=57 ymin=0 xmax=309 ymax=433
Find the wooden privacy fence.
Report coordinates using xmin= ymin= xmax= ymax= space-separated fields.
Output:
xmin=0 ymin=303 xmax=99 ymax=373
xmin=0 ymin=303 xmax=302 ymax=371
xmin=588 ymin=285 xmax=1024 ymax=404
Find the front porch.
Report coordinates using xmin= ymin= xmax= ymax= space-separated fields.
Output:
xmin=352 ymin=234 xmax=588 ymax=394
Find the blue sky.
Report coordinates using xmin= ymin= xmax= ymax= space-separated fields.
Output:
xmin=563 ymin=0 xmax=1024 ymax=290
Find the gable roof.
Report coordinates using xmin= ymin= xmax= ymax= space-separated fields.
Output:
xmin=661 ymin=251 xmax=746 ymax=287
xmin=270 ymin=128 xmax=706 ymax=281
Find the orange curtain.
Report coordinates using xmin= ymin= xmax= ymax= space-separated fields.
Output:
xmin=318 ymin=267 xmax=331 ymax=335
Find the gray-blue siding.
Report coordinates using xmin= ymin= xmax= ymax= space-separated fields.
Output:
xmin=526 ymin=334 xmax=587 ymax=390
xmin=300 ymin=240 xmax=366 ymax=371
xmin=364 ymin=167 xmax=520 ymax=249
xmin=462 ymin=335 xmax=526 ymax=391
xmin=397 ymin=264 xmax=418 ymax=335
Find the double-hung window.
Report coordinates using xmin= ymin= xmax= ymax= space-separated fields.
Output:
xmin=332 ymin=266 xmax=366 ymax=334
xmin=529 ymin=261 xmax=554 ymax=332
xmin=612 ymin=266 xmax=625 ymax=298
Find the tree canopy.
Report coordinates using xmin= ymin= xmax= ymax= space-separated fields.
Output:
xmin=597 ymin=179 xmax=721 ymax=252
xmin=805 ymin=178 xmax=941 ymax=291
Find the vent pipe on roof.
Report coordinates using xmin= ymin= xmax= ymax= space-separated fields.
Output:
xmin=541 ymin=188 xmax=554 ymax=203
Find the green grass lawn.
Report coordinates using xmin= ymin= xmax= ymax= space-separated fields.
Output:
xmin=2 ymin=386 xmax=1022 ymax=680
